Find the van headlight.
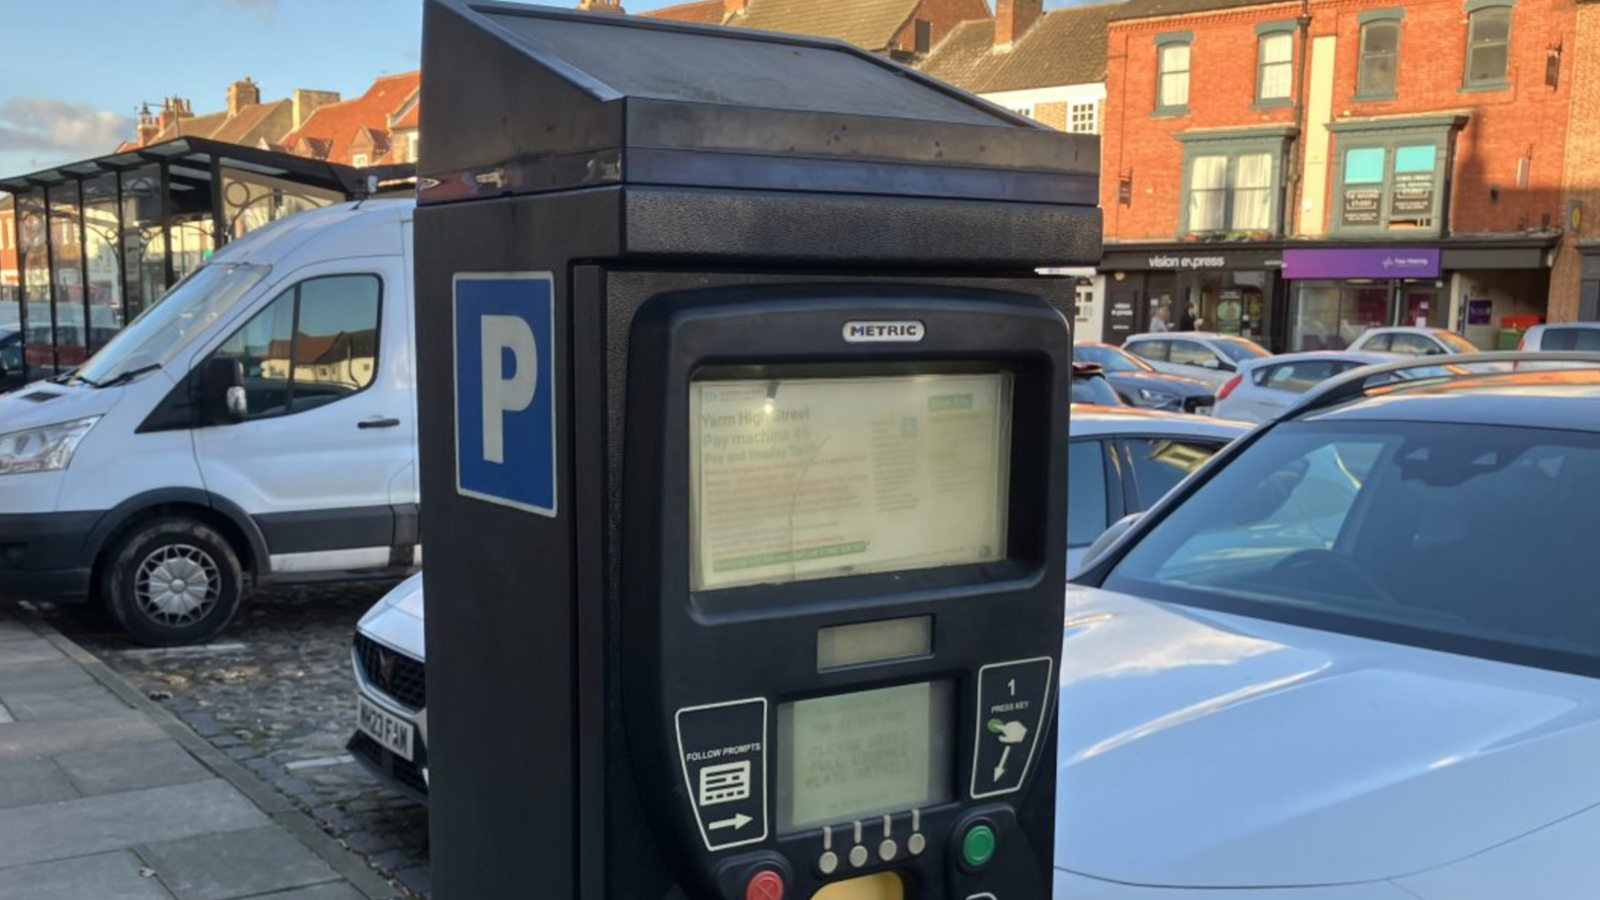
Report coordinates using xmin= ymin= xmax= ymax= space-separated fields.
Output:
xmin=0 ymin=417 xmax=101 ymax=475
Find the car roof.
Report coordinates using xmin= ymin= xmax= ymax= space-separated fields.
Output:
xmin=1361 ymin=325 xmax=1452 ymax=335
xmin=1070 ymin=404 xmax=1253 ymax=439
xmin=1305 ymin=368 xmax=1600 ymax=432
xmin=1239 ymin=350 xmax=1402 ymax=370
xmin=1529 ymin=322 xmax=1600 ymax=331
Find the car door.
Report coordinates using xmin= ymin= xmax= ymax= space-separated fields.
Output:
xmin=1067 ymin=439 xmax=1123 ymax=574
xmin=192 ymin=261 xmax=417 ymax=575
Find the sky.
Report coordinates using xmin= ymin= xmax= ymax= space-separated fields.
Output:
xmin=0 ymin=0 xmax=1090 ymax=179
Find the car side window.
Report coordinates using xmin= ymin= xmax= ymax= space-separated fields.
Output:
xmin=1068 ymin=440 xmax=1112 ymax=548
xmin=1265 ymin=361 xmax=1339 ymax=394
xmin=1127 ymin=340 xmax=1167 ymax=363
xmin=1167 ymin=340 xmax=1214 ymax=367
xmin=0 ymin=336 xmax=20 ymax=372
xmin=211 ymin=274 xmax=381 ymax=419
xmin=1544 ymin=328 xmax=1600 ymax=351
xmin=1123 ymin=437 xmax=1229 ymax=508
xmin=1362 ymin=332 xmax=1392 ymax=351
xmin=1388 ymin=333 xmax=1438 ymax=356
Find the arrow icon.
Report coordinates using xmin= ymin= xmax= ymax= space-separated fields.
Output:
xmin=710 ymin=813 xmax=753 ymax=832
xmin=993 ymin=745 xmax=1013 ymax=782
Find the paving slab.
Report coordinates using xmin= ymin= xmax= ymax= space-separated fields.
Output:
xmin=243 ymin=884 xmax=369 ymax=900
xmin=0 ymin=779 xmax=268 ymax=870
xmin=0 ymin=755 xmax=79 ymax=810
xmin=138 ymin=826 xmax=341 ymax=900
xmin=0 ymin=850 xmax=178 ymax=900
xmin=0 ymin=615 xmax=36 ymax=643
xmin=3 ymin=682 xmax=135 ymax=722
xmin=0 ymin=636 xmax=68 ymax=666
xmin=0 ymin=712 xmax=166 ymax=760
xmin=0 ymin=658 xmax=100 ymax=696
xmin=57 ymin=739 xmax=212 ymax=797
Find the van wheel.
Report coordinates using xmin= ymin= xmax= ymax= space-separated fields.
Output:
xmin=104 ymin=518 xmax=244 ymax=647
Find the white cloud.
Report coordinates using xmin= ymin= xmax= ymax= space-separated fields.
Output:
xmin=0 ymin=98 xmax=134 ymax=157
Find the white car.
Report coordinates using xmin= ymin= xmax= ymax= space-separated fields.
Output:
xmin=1121 ymin=332 xmax=1271 ymax=389
xmin=1519 ymin=322 xmax=1600 ymax=351
xmin=1062 ymin=352 xmax=1600 ymax=898
xmin=348 ymin=572 xmax=428 ymax=803
xmin=1067 ymin=405 xmax=1249 ymax=574
xmin=1213 ymin=350 xmax=1404 ymax=424
xmin=1347 ymin=326 xmax=1478 ymax=356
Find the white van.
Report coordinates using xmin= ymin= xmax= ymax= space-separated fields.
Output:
xmin=0 ymin=200 xmax=419 ymax=645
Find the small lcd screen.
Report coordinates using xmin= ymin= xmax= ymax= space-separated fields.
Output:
xmin=776 ymin=682 xmax=954 ymax=832
xmin=689 ymin=373 xmax=1013 ymax=591
xmin=817 ymin=617 xmax=933 ymax=670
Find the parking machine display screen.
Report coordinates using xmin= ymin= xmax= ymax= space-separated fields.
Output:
xmin=689 ymin=373 xmax=1012 ymax=591
xmin=776 ymin=681 xmax=954 ymax=832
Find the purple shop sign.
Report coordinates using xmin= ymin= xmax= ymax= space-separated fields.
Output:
xmin=1282 ymin=247 xmax=1441 ymax=280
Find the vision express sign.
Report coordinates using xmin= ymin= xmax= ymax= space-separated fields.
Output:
xmin=1101 ymin=248 xmax=1284 ymax=271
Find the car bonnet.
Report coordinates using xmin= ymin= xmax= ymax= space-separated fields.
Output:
xmin=1054 ymin=586 xmax=1600 ymax=888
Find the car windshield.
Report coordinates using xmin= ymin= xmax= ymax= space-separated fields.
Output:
xmin=1214 ymin=338 xmax=1270 ymax=363
xmin=1103 ymin=419 xmax=1600 ymax=675
xmin=1072 ymin=373 xmax=1122 ymax=406
xmin=1075 ymin=344 xmax=1150 ymax=373
xmin=1435 ymin=331 xmax=1479 ymax=354
xmin=73 ymin=262 xmax=270 ymax=387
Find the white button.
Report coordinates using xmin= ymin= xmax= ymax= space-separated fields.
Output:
xmin=849 ymin=845 xmax=869 ymax=868
xmin=878 ymin=839 xmax=897 ymax=862
xmin=818 ymin=851 xmax=839 ymax=875
xmin=908 ymin=833 xmax=926 ymax=855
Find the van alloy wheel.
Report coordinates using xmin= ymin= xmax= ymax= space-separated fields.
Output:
xmin=135 ymin=544 xmax=220 ymax=626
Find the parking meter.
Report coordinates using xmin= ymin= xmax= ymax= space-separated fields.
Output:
xmin=415 ymin=4 xmax=1099 ymax=899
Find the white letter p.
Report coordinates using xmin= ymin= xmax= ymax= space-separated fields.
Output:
xmin=480 ymin=315 xmax=538 ymax=465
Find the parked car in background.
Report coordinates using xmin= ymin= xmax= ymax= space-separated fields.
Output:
xmin=0 ymin=325 xmax=22 ymax=394
xmin=1121 ymin=332 xmax=1271 ymax=388
xmin=1073 ymin=341 xmax=1216 ymax=413
xmin=1060 ymin=353 xmax=1600 ymax=898
xmin=1213 ymin=350 xmax=1405 ymax=424
xmin=1067 ymin=405 xmax=1249 ymax=575
xmin=1519 ymin=322 xmax=1600 ymax=351
xmin=349 ymin=572 xmax=428 ymax=804
xmin=1071 ymin=361 xmax=1124 ymax=407
xmin=1347 ymin=325 xmax=1478 ymax=356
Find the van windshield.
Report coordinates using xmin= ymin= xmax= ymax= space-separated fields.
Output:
xmin=73 ymin=263 xmax=269 ymax=387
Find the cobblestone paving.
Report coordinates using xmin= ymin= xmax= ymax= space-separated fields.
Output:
xmin=40 ymin=581 xmax=431 ymax=898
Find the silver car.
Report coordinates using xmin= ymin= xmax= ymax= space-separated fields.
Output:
xmin=1346 ymin=325 xmax=1478 ymax=356
xmin=1519 ymin=322 xmax=1600 ymax=351
xmin=1213 ymin=350 xmax=1405 ymax=425
xmin=348 ymin=573 xmax=429 ymax=803
xmin=1067 ymin=405 xmax=1250 ymax=574
xmin=1121 ymin=332 xmax=1271 ymax=388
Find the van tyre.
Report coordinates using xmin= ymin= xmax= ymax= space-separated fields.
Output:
xmin=104 ymin=518 xmax=244 ymax=647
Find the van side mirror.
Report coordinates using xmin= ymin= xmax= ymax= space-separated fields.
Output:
xmin=199 ymin=356 xmax=247 ymax=423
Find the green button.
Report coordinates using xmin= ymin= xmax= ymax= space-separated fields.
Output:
xmin=961 ymin=823 xmax=996 ymax=868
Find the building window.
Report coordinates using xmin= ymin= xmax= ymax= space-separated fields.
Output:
xmin=1013 ymin=107 xmax=1035 ymax=119
xmin=1358 ymin=20 xmax=1401 ymax=98
xmin=914 ymin=19 xmax=931 ymax=55
xmin=1069 ymin=102 xmax=1098 ymax=134
xmin=1156 ymin=37 xmax=1192 ymax=114
xmin=1465 ymin=3 xmax=1513 ymax=89
xmin=1185 ymin=152 xmax=1276 ymax=233
xmin=407 ymin=135 xmax=419 ymax=163
xmin=352 ymin=153 xmax=369 ymax=168
xmin=1328 ymin=116 xmax=1463 ymax=235
xmin=1257 ymin=33 xmax=1294 ymax=103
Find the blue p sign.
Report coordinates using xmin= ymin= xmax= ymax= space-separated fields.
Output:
xmin=453 ymin=273 xmax=557 ymax=516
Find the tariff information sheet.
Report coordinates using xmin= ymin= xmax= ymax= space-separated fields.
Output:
xmin=689 ymin=373 xmax=1012 ymax=591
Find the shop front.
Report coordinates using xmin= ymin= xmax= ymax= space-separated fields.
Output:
xmin=1284 ymin=239 xmax=1555 ymax=351
xmin=1098 ymin=244 xmax=1284 ymax=348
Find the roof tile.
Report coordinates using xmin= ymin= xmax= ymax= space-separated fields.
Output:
xmin=921 ymin=3 xmax=1116 ymax=94
xmin=642 ymin=0 xmax=727 ymax=24
xmin=280 ymin=71 xmax=421 ymax=167
xmin=735 ymin=0 xmax=922 ymax=50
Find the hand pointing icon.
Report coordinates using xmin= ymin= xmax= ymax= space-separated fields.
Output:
xmin=986 ymin=718 xmax=1029 ymax=745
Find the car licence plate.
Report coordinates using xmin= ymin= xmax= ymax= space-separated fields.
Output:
xmin=358 ymin=695 xmax=414 ymax=762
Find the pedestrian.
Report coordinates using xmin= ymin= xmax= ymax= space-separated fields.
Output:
xmin=1149 ymin=308 xmax=1170 ymax=333
xmin=1178 ymin=306 xmax=1197 ymax=332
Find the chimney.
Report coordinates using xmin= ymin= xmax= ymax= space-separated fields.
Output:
xmin=577 ymin=0 xmax=625 ymax=11
xmin=995 ymin=0 xmax=1043 ymax=48
xmin=292 ymin=89 xmax=341 ymax=130
xmin=137 ymin=105 xmax=159 ymax=147
xmin=227 ymin=77 xmax=261 ymax=116
xmin=725 ymin=0 xmax=748 ymax=16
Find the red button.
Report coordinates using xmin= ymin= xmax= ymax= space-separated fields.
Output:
xmin=746 ymin=869 xmax=785 ymax=900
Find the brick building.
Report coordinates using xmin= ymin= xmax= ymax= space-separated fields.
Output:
xmin=1100 ymin=0 xmax=1577 ymax=351
xmin=282 ymin=71 xmax=422 ymax=168
xmin=120 ymin=79 xmax=341 ymax=154
xmin=642 ymin=0 xmax=990 ymax=59
xmin=1552 ymin=0 xmax=1600 ymax=321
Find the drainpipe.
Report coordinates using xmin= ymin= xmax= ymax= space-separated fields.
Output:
xmin=1288 ymin=0 xmax=1313 ymax=237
